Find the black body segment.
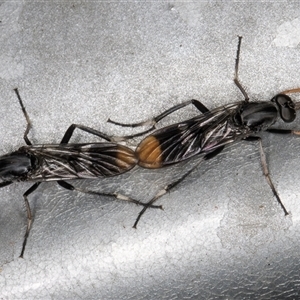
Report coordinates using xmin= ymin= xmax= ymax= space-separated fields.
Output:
xmin=0 ymin=152 xmax=33 ymax=181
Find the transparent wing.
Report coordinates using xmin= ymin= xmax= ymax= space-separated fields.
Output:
xmin=24 ymin=143 xmax=137 ymax=181
xmin=136 ymin=102 xmax=249 ymax=168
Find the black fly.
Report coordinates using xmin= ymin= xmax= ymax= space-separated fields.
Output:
xmin=109 ymin=36 xmax=300 ymax=227
xmin=0 ymin=89 xmax=161 ymax=258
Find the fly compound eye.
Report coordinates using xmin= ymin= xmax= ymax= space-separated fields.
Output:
xmin=271 ymin=94 xmax=296 ymax=123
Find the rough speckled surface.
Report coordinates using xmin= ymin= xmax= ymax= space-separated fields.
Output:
xmin=1 ymin=2 xmax=300 ymax=299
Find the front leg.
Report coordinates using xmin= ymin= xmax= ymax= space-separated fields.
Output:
xmin=107 ymin=99 xmax=210 ymax=141
xmin=267 ymin=128 xmax=300 ymax=135
xmin=20 ymin=182 xmax=42 ymax=258
xmin=244 ymin=136 xmax=288 ymax=215
xmin=60 ymin=124 xmax=114 ymax=144
xmin=14 ymin=89 xmax=33 ymax=146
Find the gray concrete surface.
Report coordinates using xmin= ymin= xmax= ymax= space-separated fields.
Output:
xmin=1 ymin=1 xmax=300 ymax=299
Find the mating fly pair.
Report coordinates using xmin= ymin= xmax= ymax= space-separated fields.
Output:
xmin=2 ymin=37 xmax=300 ymax=258
xmin=109 ymin=36 xmax=300 ymax=227
xmin=0 ymin=89 xmax=162 ymax=258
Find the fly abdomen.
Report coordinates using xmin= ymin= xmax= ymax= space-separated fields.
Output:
xmin=136 ymin=135 xmax=163 ymax=168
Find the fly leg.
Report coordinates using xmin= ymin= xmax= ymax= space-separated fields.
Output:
xmin=0 ymin=179 xmax=39 ymax=258
xmin=56 ymin=181 xmax=162 ymax=209
xmin=108 ymin=99 xmax=210 ymax=141
xmin=14 ymin=88 xmax=116 ymax=144
xmin=267 ymin=128 xmax=300 ymax=136
xmin=19 ymin=182 xmax=41 ymax=258
xmin=133 ymin=160 xmax=203 ymax=228
xmin=233 ymin=36 xmax=249 ymax=102
xmin=14 ymin=88 xmax=33 ymax=145
xmin=60 ymin=124 xmax=114 ymax=143
xmin=108 ymin=99 xmax=210 ymax=127
xmin=133 ymin=146 xmax=225 ymax=228
xmin=245 ymin=136 xmax=288 ymax=215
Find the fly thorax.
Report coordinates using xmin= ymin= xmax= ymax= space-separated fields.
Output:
xmin=233 ymin=102 xmax=278 ymax=132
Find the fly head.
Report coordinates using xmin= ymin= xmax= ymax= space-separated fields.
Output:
xmin=271 ymin=94 xmax=296 ymax=123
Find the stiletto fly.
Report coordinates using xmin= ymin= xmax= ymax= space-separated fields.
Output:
xmin=0 ymin=89 xmax=161 ymax=258
xmin=109 ymin=36 xmax=300 ymax=227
